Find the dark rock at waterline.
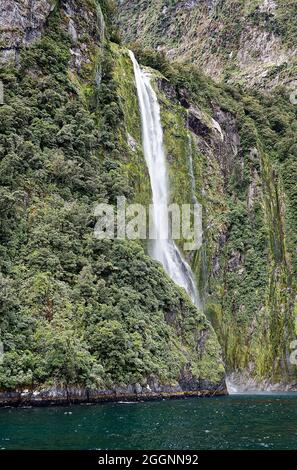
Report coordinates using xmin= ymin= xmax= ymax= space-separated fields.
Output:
xmin=178 ymin=364 xmax=226 ymax=394
xmin=0 ymin=380 xmax=227 ymax=407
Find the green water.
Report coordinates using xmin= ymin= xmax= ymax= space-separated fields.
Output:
xmin=1 ymin=395 xmax=297 ymax=450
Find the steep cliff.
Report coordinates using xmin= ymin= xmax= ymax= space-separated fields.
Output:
xmin=0 ymin=0 xmax=225 ymax=403
xmin=125 ymin=47 xmax=297 ymax=389
xmin=114 ymin=0 xmax=297 ymax=389
xmin=0 ymin=0 xmax=296 ymax=400
xmin=116 ymin=0 xmax=297 ymax=90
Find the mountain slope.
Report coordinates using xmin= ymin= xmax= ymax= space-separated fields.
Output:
xmin=125 ymin=47 xmax=297 ymax=389
xmin=0 ymin=0 xmax=225 ymax=402
xmin=0 ymin=0 xmax=296 ymax=401
xmin=115 ymin=0 xmax=297 ymax=389
xmin=116 ymin=0 xmax=297 ymax=89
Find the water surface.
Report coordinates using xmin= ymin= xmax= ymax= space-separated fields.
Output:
xmin=1 ymin=395 xmax=297 ymax=450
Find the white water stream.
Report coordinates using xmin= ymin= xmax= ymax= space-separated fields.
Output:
xmin=129 ymin=51 xmax=199 ymax=306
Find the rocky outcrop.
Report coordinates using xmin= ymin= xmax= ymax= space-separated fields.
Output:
xmin=227 ymin=371 xmax=297 ymax=393
xmin=0 ymin=377 xmax=227 ymax=406
xmin=117 ymin=0 xmax=297 ymax=90
xmin=0 ymin=0 xmax=105 ymax=73
xmin=187 ymin=107 xmax=211 ymax=140
xmin=0 ymin=0 xmax=55 ymax=63
xmin=62 ymin=0 xmax=105 ymax=74
xmin=236 ymin=26 xmax=296 ymax=88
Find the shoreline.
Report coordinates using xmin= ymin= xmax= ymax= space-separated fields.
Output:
xmin=0 ymin=388 xmax=227 ymax=407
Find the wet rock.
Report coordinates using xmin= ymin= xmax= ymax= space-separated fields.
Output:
xmin=0 ymin=379 xmax=227 ymax=406
xmin=68 ymin=18 xmax=77 ymax=45
xmin=247 ymin=169 xmax=260 ymax=212
xmin=0 ymin=0 xmax=54 ymax=63
xmin=0 ymin=0 xmax=105 ymax=74
xmin=188 ymin=107 xmax=211 ymax=139
xmin=227 ymin=371 xmax=297 ymax=393
xmin=127 ymin=133 xmax=137 ymax=152
xmin=228 ymin=250 xmax=244 ymax=271
xmin=158 ymin=78 xmax=178 ymax=103
xmin=134 ymin=383 xmax=142 ymax=394
xmin=179 ymin=364 xmax=226 ymax=394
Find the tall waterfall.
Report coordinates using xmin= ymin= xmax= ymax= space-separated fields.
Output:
xmin=129 ymin=51 xmax=199 ymax=306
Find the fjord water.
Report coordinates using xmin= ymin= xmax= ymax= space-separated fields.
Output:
xmin=129 ymin=51 xmax=199 ymax=306
xmin=1 ymin=395 xmax=297 ymax=450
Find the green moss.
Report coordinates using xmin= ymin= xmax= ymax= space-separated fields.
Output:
xmin=0 ymin=3 xmax=225 ymax=392
xmin=134 ymin=51 xmax=297 ymax=385
xmin=111 ymin=44 xmax=151 ymax=207
xmin=117 ymin=0 xmax=296 ymax=89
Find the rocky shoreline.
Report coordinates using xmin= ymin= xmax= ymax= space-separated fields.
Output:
xmin=0 ymin=382 xmax=227 ymax=407
xmin=226 ymin=372 xmax=297 ymax=394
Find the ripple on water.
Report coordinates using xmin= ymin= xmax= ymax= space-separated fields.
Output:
xmin=0 ymin=395 xmax=297 ymax=450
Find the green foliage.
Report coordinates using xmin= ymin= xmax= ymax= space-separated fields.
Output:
xmin=117 ymin=0 xmax=297 ymax=89
xmin=141 ymin=46 xmax=296 ymax=382
xmin=0 ymin=4 xmax=224 ymax=392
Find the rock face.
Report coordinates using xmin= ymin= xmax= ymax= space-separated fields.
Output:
xmin=116 ymin=0 xmax=297 ymax=89
xmin=0 ymin=0 xmax=105 ymax=72
xmin=0 ymin=378 xmax=227 ymax=406
xmin=0 ymin=0 xmax=55 ymax=63
xmin=227 ymin=371 xmax=297 ymax=393
xmin=62 ymin=0 xmax=105 ymax=73
xmin=153 ymin=63 xmax=296 ymax=389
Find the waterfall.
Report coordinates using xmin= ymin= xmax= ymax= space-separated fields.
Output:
xmin=129 ymin=51 xmax=200 ymax=306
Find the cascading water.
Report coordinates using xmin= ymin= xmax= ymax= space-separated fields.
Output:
xmin=129 ymin=50 xmax=199 ymax=306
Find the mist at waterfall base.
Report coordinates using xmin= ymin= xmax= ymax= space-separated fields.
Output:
xmin=2 ymin=395 xmax=297 ymax=449
xmin=129 ymin=51 xmax=200 ymax=307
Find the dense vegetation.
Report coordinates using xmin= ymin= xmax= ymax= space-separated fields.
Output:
xmin=0 ymin=2 xmax=224 ymax=391
xmin=131 ymin=45 xmax=296 ymax=382
xmin=0 ymin=0 xmax=296 ymax=393
xmin=116 ymin=0 xmax=297 ymax=89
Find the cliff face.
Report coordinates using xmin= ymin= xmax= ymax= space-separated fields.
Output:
xmin=116 ymin=0 xmax=297 ymax=90
xmin=0 ymin=0 xmax=105 ymax=72
xmin=113 ymin=1 xmax=297 ymax=388
xmin=0 ymin=0 xmax=296 ymax=398
xmin=120 ymin=45 xmax=296 ymax=388
xmin=161 ymin=83 xmax=295 ymax=388
xmin=0 ymin=0 xmax=226 ymax=402
xmin=0 ymin=0 xmax=55 ymax=63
